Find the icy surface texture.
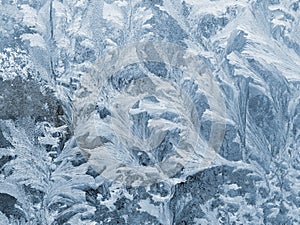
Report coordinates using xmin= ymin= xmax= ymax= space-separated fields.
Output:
xmin=0 ymin=0 xmax=300 ymax=224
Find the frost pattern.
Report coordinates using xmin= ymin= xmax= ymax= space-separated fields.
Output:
xmin=0 ymin=0 xmax=300 ymax=224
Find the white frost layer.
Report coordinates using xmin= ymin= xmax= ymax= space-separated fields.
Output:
xmin=103 ymin=2 xmax=124 ymax=26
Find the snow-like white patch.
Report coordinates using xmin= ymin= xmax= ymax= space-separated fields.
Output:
xmin=103 ymin=2 xmax=124 ymax=26
xmin=21 ymin=33 xmax=46 ymax=49
xmin=138 ymin=198 xmax=172 ymax=225
xmin=115 ymin=0 xmax=128 ymax=7
xmin=185 ymin=0 xmax=248 ymax=16
xmin=20 ymin=5 xmax=37 ymax=27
